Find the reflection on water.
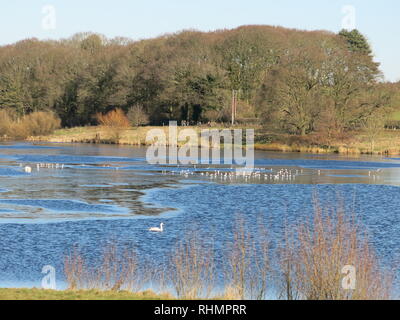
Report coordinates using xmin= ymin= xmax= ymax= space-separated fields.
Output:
xmin=0 ymin=142 xmax=400 ymax=288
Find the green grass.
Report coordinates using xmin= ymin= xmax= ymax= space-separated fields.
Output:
xmin=0 ymin=288 xmax=174 ymax=300
xmin=391 ymin=111 xmax=400 ymax=121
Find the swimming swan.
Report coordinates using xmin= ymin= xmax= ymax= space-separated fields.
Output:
xmin=149 ymin=223 xmax=164 ymax=232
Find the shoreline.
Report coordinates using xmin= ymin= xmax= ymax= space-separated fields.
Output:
xmin=22 ymin=125 xmax=400 ymax=156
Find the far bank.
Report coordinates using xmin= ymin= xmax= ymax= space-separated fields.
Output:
xmin=25 ymin=125 xmax=400 ymax=156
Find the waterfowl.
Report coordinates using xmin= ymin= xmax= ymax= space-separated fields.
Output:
xmin=149 ymin=223 xmax=164 ymax=232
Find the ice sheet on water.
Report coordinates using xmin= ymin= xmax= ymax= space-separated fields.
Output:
xmin=0 ymin=167 xmax=25 ymax=176
xmin=0 ymin=209 xmax=19 ymax=213
xmin=254 ymin=158 xmax=400 ymax=170
xmin=0 ymin=144 xmax=63 ymax=150
xmin=11 ymin=154 xmax=142 ymax=164
xmin=0 ymin=199 xmax=129 ymax=215
xmin=326 ymin=174 xmax=366 ymax=178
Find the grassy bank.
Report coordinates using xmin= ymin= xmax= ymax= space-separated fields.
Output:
xmin=27 ymin=125 xmax=225 ymax=146
xmin=0 ymin=288 xmax=172 ymax=300
xmin=26 ymin=125 xmax=400 ymax=156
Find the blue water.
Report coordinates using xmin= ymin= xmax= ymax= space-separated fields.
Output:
xmin=0 ymin=142 xmax=400 ymax=291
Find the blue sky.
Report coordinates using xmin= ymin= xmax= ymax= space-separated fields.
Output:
xmin=1 ymin=0 xmax=399 ymax=81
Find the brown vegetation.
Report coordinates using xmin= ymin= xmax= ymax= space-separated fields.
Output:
xmin=170 ymin=231 xmax=215 ymax=299
xmin=0 ymin=109 xmax=60 ymax=139
xmin=64 ymin=243 xmax=143 ymax=292
xmin=223 ymin=215 xmax=270 ymax=300
xmin=96 ymin=108 xmax=130 ymax=143
xmin=278 ymin=198 xmax=392 ymax=300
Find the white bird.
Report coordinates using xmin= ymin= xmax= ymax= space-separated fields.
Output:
xmin=24 ymin=166 xmax=32 ymax=173
xmin=149 ymin=223 xmax=164 ymax=232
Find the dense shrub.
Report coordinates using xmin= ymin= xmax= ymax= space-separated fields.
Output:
xmin=0 ymin=109 xmax=14 ymax=137
xmin=96 ymin=108 xmax=130 ymax=143
xmin=96 ymin=108 xmax=130 ymax=128
xmin=0 ymin=110 xmax=61 ymax=139
xmin=22 ymin=111 xmax=61 ymax=136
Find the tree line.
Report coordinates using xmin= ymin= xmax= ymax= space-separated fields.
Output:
xmin=0 ymin=25 xmax=398 ymax=137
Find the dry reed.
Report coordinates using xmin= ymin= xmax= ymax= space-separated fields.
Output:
xmin=277 ymin=197 xmax=393 ymax=300
xmin=169 ymin=231 xmax=215 ymax=299
xmin=223 ymin=215 xmax=270 ymax=300
xmin=64 ymin=243 xmax=144 ymax=292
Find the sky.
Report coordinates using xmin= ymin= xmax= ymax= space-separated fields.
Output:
xmin=0 ymin=0 xmax=399 ymax=82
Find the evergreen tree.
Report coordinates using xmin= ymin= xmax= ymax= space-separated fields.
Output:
xmin=338 ymin=29 xmax=372 ymax=56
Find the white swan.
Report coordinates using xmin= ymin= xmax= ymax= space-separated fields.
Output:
xmin=149 ymin=223 xmax=164 ymax=232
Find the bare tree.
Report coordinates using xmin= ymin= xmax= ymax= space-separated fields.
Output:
xmin=127 ymin=104 xmax=150 ymax=127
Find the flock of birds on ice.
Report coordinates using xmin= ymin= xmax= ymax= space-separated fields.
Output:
xmin=21 ymin=163 xmax=65 ymax=173
xmin=18 ymin=162 xmax=383 ymax=234
xmin=20 ymin=162 xmax=383 ymax=183
xmin=163 ymin=167 xmax=303 ymax=182
xmin=160 ymin=167 xmax=383 ymax=182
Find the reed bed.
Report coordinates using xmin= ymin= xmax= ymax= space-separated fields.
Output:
xmin=169 ymin=231 xmax=215 ymax=299
xmin=277 ymin=199 xmax=392 ymax=300
xmin=222 ymin=215 xmax=270 ymax=300
xmin=62 ymin=199 xmax=394 ymax=300
xmin=64 ymin=243 xmax=145 ymax=292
